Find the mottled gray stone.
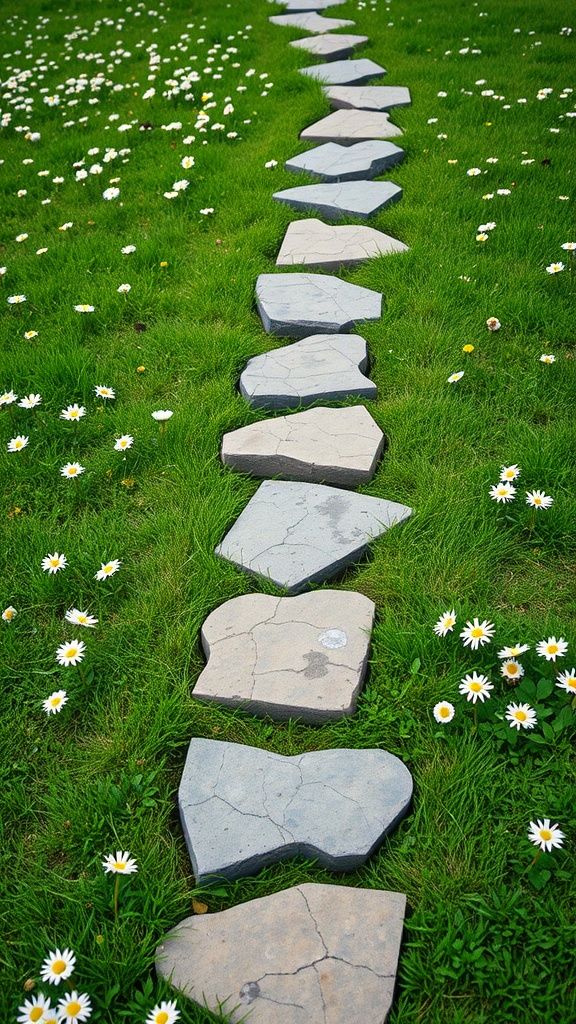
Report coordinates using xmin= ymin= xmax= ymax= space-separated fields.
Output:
xmin=157 ymin=883 xmax=406 ymax=1024
xmin=290 ymin=33 xmax=368 ymax=61
xmin=270 ymin=12 xmax=356 ymax=32
xmin=285 ymin=140 xmax=405 ymax=181
xmin=256 ymin=273 xmax=381 ymax=337
xmin=240 ymin=333 xmax=377 ymax=411
xmin=273 ymin=180 xmax=402 ymax=221
xmin=214 ymin=479 xmax=412 ymax=592
xmin=269 ymin=0 xmax=349 ymax=11
xmin=299 ymin=58 xmax=386 ymax=86
xmin=325 ymin=84 xmax=412 ymax=110
xmin=277 ymin=218 xmax=408 ymax=270
xmin=221 ymin=406 xmax=384 ymax=485
xmin=178 ymin=739 xmax=413 ymax=880
xmin=192 ymin=589 xmax=375 ymax=721
xmin=301 ymin=109 xmax=402 ymax=143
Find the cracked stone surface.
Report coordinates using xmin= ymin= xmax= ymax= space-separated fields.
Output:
xmin=301 ymin=110 xmax=402 ymax=144
xmin=273 ymin=180 xmax=402 ymax=221
xmin=277 ymin=218 xmax=408 ymax=270
xmin=221 ymin=406 xmax=384 ymax=485
xmin=290 ymin=33 xmax=368 ymax=61
xmin=324 ymin=85 xmax=412 ymax=110
xmin=269 ymin=0 xmax=350 ymax=11
xmin=269 ymin=13 xmax=356 ymax=32
xmin=285 ymin=140 xmax=405 ymax=181
xmin=157 ymin=882 xmax=406 ymax=1024
xmin=177 ymin=739 xmax=413 ymax=880
xmin=240 ymin=333 xmax=377 ymax=410
xmin=299 ymin=58 xmax=386 ymax=86
xmin=214 ymin=479 xmax=412 ymax=592
xmin=256 ymin=273 xmax=381 ymax=337
xmin=192 ymin=589 xmax=375 ymax=722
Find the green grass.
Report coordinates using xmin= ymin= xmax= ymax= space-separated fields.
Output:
xmin=1 ymin=0 xmax=576 ymax=1021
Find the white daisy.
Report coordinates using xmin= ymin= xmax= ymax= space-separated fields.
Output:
xmin=536 ymin=636 xmax=568 ymax=662
xmin=459 ymin=671 xmax=494 ymax=703
xmin=433 ymin=701 xmax=455 ymax=723
xmin=7 ymin=435 xmax=29 ymax=452
xmin=500 ymin=464 xmax=520 ymax=481
xmin=498 ymin=643 xmax=530 ymax=658
xmin=40 ymin=947 xmax=76 ymax=985
xmin=55 ymin=640 xmax=86 ymax=667
xmin=114 ymin=434 xmax=134 ymax=451
xmin=500 ymin=659 xmax=525 ymax=681
xmin=489 ymin=482 xmax=516 ymax=503
xmin=505 ymin=702 xmax=537 ymax=730
xmin=117 ymin=283 xmax=131 ymax=293
xmin=556 ymin=668 xmax=576 ymax=694
xmin=65 ymin=609 xmax=98 ymax=628
xmin=526 ymin=490 xmax=553 ymax=509
xmin=41 ymin=553 xmax=68 ymax=574
xmin=60 ymin=404 xmax=86 ymax=421
xmin=102 ymin=850 xmax=138 ymax=874
xmin=43 ymin=690 xmax=68 ymax=715
xmin=145 ymin=1001 xmax=180 ymax=1024
xmin=55 ymin=991 xmax=92 ymax=1023
xmin=18 ymin=393 xmax=42 ymax=408
xmin=94 ymin=385 xmax=115 ymax=399
xmin=528 ymin=819 xmax=565 ymax=852
xmin=447 ymin=371 xmax=464 ymax=383
xmin=60 ymin=463 xmax=85 ymax=479
xmin=2 ymin=606 xmax=17 ymax=622
xmin=95 ymin=559 xmax=121 ymax=581
xmin=459 ymin=618 xmax=495 ymax=650
xmin=17 ymin=993 xmax=52 ymax=1023
xmin=74 ymin=305 xmax=95 ymax=313
xmin=433 ymin=609 xmax=457 ymax=637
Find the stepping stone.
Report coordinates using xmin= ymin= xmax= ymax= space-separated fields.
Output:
xmin=290 ymin=33 xmax=368 ymax=61
xmin=256 ymin=272 xmax=381 ymax=337
xmin=157 ymin=883 xmax=406 ymax=1024
xmin=299 ymin=58 xmax=386 ymax=86
xmin=273 ymin=180 xmax=402 ymax=221
xmin=221 ymin=406 xmax=384 ymax=485
xmin=269 ymin=0 xmax=349 ymax=11
xmin=215 ymin=479 xmax=412 ymax=592
xmin=178 ymin=739 xmax=414 ymax=880
xmin=269 ymin=12 xmax=356 ymax=32
xmin=277 ymin=218 xmax=408 ymax=270
xmin=325 ymin=84 xmax=412 ymax=110
xmin=240 ymin=333 xmax=377 ymax=410
xmin=301 ymin=109 xmax=402 ymax=143
xmin=192 ymin=589 xmax=376 ymax=721
xmin=285 ymin=140 xmax=405 ymax=181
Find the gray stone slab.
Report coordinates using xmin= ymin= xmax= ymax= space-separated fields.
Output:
xmin=192 ymin=589 xmax=375 ymax=721
xmin=240 ymin=333 xmax=377 ymax=411
xmin=277 ymin=218 xmax=408 ymax=270
xmin=214 ymin=479 xmax=412 ymax=592
xmin=290 ymin=33 xmax=368 ymax=61
xmin=273 ymin=180 xmax=402 ymax=221
xmin=285 ymin=140 xmax=405 ymax=181
xmin=301 ymin=109 xmax=402 ymax=143
xmin=178 ymin=739 xmax=413 ymax=880
xmin=269 ymin=0 xmax=349 ymax=11
xmin=157 ymin=883 xmax=406 ymax=1024
xmin=325 ymin=85 xmax=412 ymax=110
xmin=256 ymin=272 xmax=381 ymax=337
xmin=269 ymin=12 xmax=356 ymax=32
xmin=299 ymin=58 xmax=386 ymax=86
xmin=221 ymin=406 xmax=384 ymax=485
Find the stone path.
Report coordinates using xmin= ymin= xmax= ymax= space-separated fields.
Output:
xmin=270 ymin=0 xmax=350 ymax=10
xmin=285 ymin=140 xmax=405 ymax=182
xmin=290 ymin=33 xmax=368 ymax=61
xmin=301 ymin=109 xmax=402 ymax=143
xmin=273 ymin=180 xmax=403 ymax=220
xmin=256 ymin=272 xmax=382 ymax=336
xmin=269 ymin=12 xmax=356 ymax=32
xmin=324 ymin=84 xmax=412 ymax=110
xmin=277 ymin=218 xmax=408 ymax=270
xmin=299 ymin=58 xmax=386 ymax=86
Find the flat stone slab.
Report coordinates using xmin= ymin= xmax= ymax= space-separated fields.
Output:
xmin=299 ymin=58 xmax=386 ymax=86
xmin=290 ymin=33 xmax=368 ymax=61
xmin=215 ymin=479 xmax=412 ymax=592
xmin=269 ymin=12 xmax=356 ymax=32
xmin=178 ymin=739 xmax=414 ymax=880
xmin=269 ymin=0 xmax=349 ymax=11
xmin=256 ymin=273 xmax=381 ymax=337
xmin=301 ymin=109 xmax=402 ymax=143
xmin=277 ymin=218 xmax=408 ymax=270
xmin=240 ymin=333 xmax=377 ymax=410
xmin=273 ymin=180 xmax=402 ymax=221
xmin=221 ymin=406 xmax=384 ymax=484
xmin=157 ymin=883 xmax=406 ymax=1024
xmin=285 ymin=140 xmax=405 ymax=181
xmin=325 ymin=85 xmax=412 ymax=110
xmin=192 ymin=589 xmax=375 ymax=721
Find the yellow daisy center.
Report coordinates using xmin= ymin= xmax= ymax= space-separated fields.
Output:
xmin=156 ymin=1013 xmax=169 ymax=1024
xmin=113 ymin=861 xmax=127 ymax=871
xmin=540 ymin=829 xmax=552 ymax=842
xmin=548 ymin=644 xmax=558 ymax=654
xmin=534 ymin=497 xmax=542 ymax=504
xmin=68 ymin=467 xmax=77 ymax=475
xmin=567 ymin=678 xmax=576 ymax=689
xmin=507 ymin=664 xmax=518 ymax=675
xmin=444 ymin=618 xmax=454 ymax=627
xmin=5 ymin=610 xmax=14 ymax=619
xmin=510 ymin=647 xmax=520 ymax=655
xmin=498 ymin=487 xmax=507 ymax=495
xmin=505 ymin=470 xmax=514 ymax=479
xmin=104 ymin=565 xmax=113 ymax=574
xmin=30 ymin=1008 xmax=44 ymax=1022
xmin=470 ymin=682 xmax=482 ymax=692
xmin=66 ymin=1002 xmax=81 ymax=1017
xmin=50 ymin=558 xmax=59 ymax=566
xmin=52 ymin=959 xmax=67 ymax=975
xmin=78 ymin=615 xmax=87 ymax=624
xmin=15 ymin=440 xmax=23 ymax=448
xmin=50 ymin=697 xmax=61 ymax=707
xmin=471 ymin=627 xmax=484 ymax=638
xmin=514 ymin=710 xmax=527 ymax=721
xmin=439 ymin=706 xmax=450 ymax=718
xmin=66 ymin=648 xmax=77 ymax=658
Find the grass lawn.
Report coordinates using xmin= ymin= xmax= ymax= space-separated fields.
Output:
xmin=1 ymin=0 xmax=575 ymax=1020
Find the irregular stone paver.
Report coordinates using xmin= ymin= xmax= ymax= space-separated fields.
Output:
xmin=285 ymin=140 xmax=405 ymax=181
xmin=290 ymin=33 xmax=368 ymax=61
xmin=192 ymin=589 xmax=376 ymax=721
xmin=270 ymin=0 xmax=349 ymax=11
xmin=269 ymin=12 xmax=356 ymax=32
xmin=240 ymin=333 xmax=377 ymax=410
xmin=277 ymin=218 xmax=408 ymax=270
xmin=221 ymin=406 xmax=384 ymax=485
xmin=215 ymin=479 xmax=412 ymax=592
xmin=178 ymin=739 xmax=414 ymax=880
xmin=301 ymin=109 xmax=402 ymax=143
xmin=299 ymin=58 xmax=386 ymax=86
xmin=273 ymin=180 xmax=402 ymax=221
xmin=256 ymin=273 xmax=381 ymax=337
xmin=325 ymin=84 xmax=412 ymax=110
xmin=157 ymin=883 xmax=406 ymax=1024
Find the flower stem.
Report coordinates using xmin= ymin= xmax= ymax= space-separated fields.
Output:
xmin=525 ymin=849 xmax=542 ymax=873
xmin=113 ymin=874 xmax=120 ymax=918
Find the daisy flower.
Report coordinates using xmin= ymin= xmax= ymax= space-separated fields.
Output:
xmin=536 ymin=636 xmax=568 ymax=662
xmin=42 ymin=553 xmax=68 ymax=574
xmin=500 ymin=464 xmax=520 ymax=481
xmin=7 ymin=294 xmax=27 ymax=304
xmin=114 ymin=434 xmax=134 ymax=451
xmin=24 ymin=331 xmax=38 ymax=340
xmin=476 ymin=232 xmax=489 ymax=242
xmin=546 ymin=262 xmax=564 ymax=274
xmin=102 ymin=187 xmax=120 ymax=200
xmin=500 ymin=658 xmax=524 ymax=680
xmin=447 ymin=371 xmax=464 ymax=383
xmin=74 ymin=305 xmax=95 ymax=313
xmin=95 ymin=559 xmax=121 ymax=581
xmin=17 ymin=993 xmax=52 ymax=1024
xmin=0 ymin=390 xmax=18 ymax=406
xmin=121 ymin=245 xmax=136 ymax=254
xmin=181 ymin=156 xmax=195 ymax=169
xmin=498 ymin=643 xmax=530 ymax=658
xmin=117 ymin=283 xmax=131 ymax=293
xmin=489 ymin=482 xmax=516 ymax=503
xmin=433 ymin=609 xmax=457 ymax=637
xmin=506 ymin=702 xmax=537 ymax=730
xmin=467 ymin=167 xmax=482 ymax=176
xmin=486 ymin=317 xmax=501 ymax=331
xmin=2 ymin=606 xmax=17 ymax=622
xmin=61 ymin=462 xmax=85 ymax=479
xmin=55 ymin=992 xmax=92 ymax=1023
xmin=145 ymin=1001 xmax=180 ymax=1024
xmin=56 ymin=640 xmax=86 ymax=667
xmin=151 ymin=410 xmax=173 ymax=421
xmin=459 ymin=671 xmax=494 ymax=703
xmin=94 ymin=385 xmax=115 ymax=399
xmin=102 ymin=850 xmax=138 ymax=874
xmin=43 ymin=689 xmax=68 ymax=715
xmin=561 ymin=241 xmax=576 ymax=251
xmin=433 ymin=701 xmax=455 ymax=723
xmin=265 ymin=159 xmax=278 ymax=168
xmin=40 ymin=948 xmax=76 ymax=985
xmin=7 ymin=435 xmax=29 ymax=452
xmin=18 ymin=394 xmax=42 ymax=408
xmin=65 ymin=608 xmax=98 ymax=628
xmin=556 ymin=668 xmax=576 ymax=694
xmin=60 ymin=404 xmax=86 ymax=421
xmin=540 ymin=354 xmax=555 ymax=364
xmin=528 ymin=819 xmax=565 ymax=852
xmin=16 ymin=235 xmax=28 ymax=243
xmin=460 ymin=617 xmax=495 ymax=650
xmin=526 ymin=490 xmax=553 ymax=509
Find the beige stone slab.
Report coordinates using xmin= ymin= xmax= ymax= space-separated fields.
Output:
xmin=290 ymin=33 xmax=368 ymax=61
xmin=277 ymin=218 xmax=408 ymax=271
xmin=301 ymin=109 xmax=402 ymax=143
xmin=324 ymin=85 xmax=412 ymax=110
xmin=269 ymin=12 xmax=356 ymax=32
